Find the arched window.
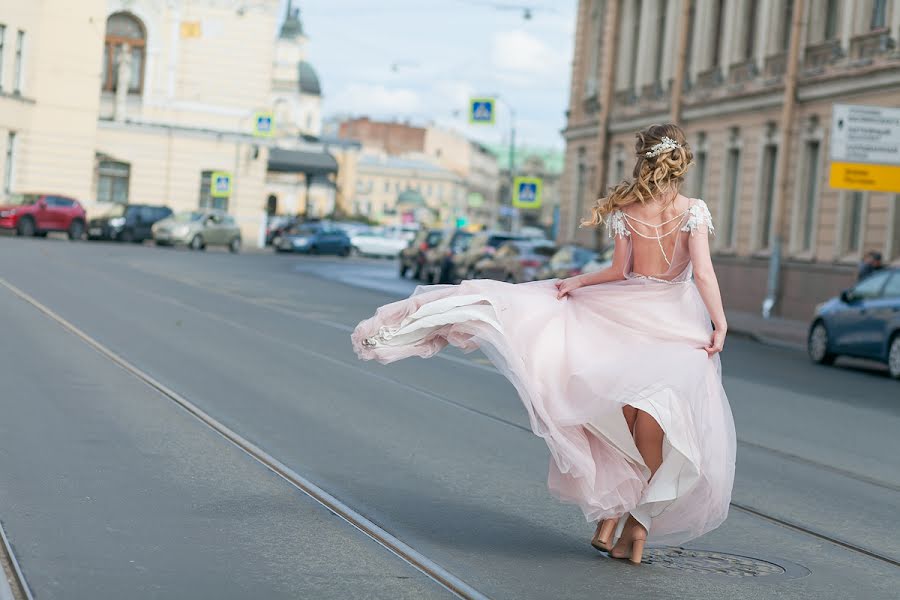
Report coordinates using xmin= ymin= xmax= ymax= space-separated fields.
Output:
xmin=102 ymin=12 xmax=145 ymax=94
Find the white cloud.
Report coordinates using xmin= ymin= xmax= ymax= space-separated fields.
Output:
xmin=328 ymin=83 xmax=422 ymax=116
xmin=491 ymin=29 xmax=567 ymax=77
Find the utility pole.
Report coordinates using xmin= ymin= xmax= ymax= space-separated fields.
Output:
xmin=764 ymin=0 xmax=806 ymax=318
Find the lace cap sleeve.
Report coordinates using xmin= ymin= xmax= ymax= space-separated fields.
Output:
xmin=682 ymin=199 xmax=715 ymax=236
xmin=607 ymin=210 xmax=630 ymax=239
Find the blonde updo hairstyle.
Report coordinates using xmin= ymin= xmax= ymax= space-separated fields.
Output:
xmin=583 ymin=123 xmax=693 ymax=228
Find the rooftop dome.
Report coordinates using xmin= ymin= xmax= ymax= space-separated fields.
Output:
xmin=298 ymin=61 xmax=321 ymax=96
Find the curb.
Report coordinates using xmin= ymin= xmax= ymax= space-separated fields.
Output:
xmin=727 ymin=326 xmax=807 ymax=352
xmin=0 ymin=521 xmax=30 ymax=600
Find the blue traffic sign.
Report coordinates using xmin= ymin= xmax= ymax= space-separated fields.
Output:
xmin=512 ymin=176 xmax=542 ymax=209
xmin=469 ymin=98 xmax=496 ymax=124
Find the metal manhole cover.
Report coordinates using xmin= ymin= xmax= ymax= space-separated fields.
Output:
xmin=644 ymin=548 xmax=796 ymax=577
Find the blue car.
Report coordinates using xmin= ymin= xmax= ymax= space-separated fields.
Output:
xmin=808 ymin=267 xmax=900 ymax=379
xmin=274 ymin=223 xmax=351 ymax=256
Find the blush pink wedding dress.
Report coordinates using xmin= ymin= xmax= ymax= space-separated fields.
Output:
xmin=351 ymin=198 xmax=736 ymax=546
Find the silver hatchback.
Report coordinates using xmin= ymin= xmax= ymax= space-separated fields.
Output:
xmin=152 ymin=210 xmax=241 ymax=253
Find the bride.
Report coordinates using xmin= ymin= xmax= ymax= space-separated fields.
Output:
xmin=351 ymin=124 xmax=736 ymax=564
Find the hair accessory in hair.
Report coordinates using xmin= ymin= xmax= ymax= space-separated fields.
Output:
xmin=644 ymin=136 xmax=682 ymax=158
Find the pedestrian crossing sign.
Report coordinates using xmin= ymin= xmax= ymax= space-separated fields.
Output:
xmin=254 ymin=112 xmax=275 ymax=137
xmin=469 ymin=98 xmax=496 ymax=125
xmin=210 ymin=171 xmax=232 ymax=198
xmin=512 ymin=177 xmax=542 ymax=209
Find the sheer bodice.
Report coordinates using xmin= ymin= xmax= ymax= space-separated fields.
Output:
xmin=607 ymin=198 xmax=715 ymax=284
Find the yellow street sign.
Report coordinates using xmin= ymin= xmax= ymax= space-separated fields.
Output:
xmin=829 ymin=162 xmax=900 ymax=193
xmin=180 ymin=21 xmax=202 ymax=38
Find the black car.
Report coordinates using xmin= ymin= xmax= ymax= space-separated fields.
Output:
xmin=399 ymin=228 xmax=445 ymax=279
xmin=88 ymin=204 xmax=172 ymax=242
xmin=274 ymin=223 xmax=351 ymax=256
xmin=422 ymin=229 xmax=475 ymax=284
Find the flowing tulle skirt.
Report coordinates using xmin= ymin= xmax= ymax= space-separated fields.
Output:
xmin=351 ymin=277 xmax=736 ymax=546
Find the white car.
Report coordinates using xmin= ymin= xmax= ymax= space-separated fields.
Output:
xmin=350 ymin=230 xmax=409 ymax=258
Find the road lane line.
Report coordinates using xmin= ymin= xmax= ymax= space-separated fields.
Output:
xmin=0 ymin=277 xmax=491 ymax=600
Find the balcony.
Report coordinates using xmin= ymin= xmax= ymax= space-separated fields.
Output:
xmin=803 ymin=39 xmax=844 ymax=71
xmin=640 ymin=80 xmax=664 ymax=100
xmin=695 ymin=67 xmax=724 ymax=90
xmin=849 ymin=28 xmax=896 ymax=62
xmin=764 ymin=53 xmax=787 ymax=80
xmin=728 ymin=59 xmax=758 ymax=85
xmin=614 ymin=89 xmax=637 ymax=106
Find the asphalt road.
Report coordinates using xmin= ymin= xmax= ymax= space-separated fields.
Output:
xmin=0 ymin=236 xmax=898 ymax=599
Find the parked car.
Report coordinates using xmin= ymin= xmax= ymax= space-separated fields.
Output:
xmin=0 ymin=192 xmax=87 ymax=240
xmin=537 ymin=244 xmax=599 ymax=280
xmin=581 ymin=245 xmax=617 ymax=274
xmin=451 ymin=231 xmax=532 ymax=282
xmin=88 ymin=204 xmax=172 ymax=242
xmin=274 ymin=223 xmax=351 ymax=256
xmin=266 ymin=215 xmax=298 ymax=246
xmin=808 ymin=267 xmax=900 ymax=379
xmin=473 ymin=239 xmax=557 ymax=283
xmin=422 ymin=229 xmax=475 ymax=283
xmin=152 ymin=210 xmax=241 ymax=252
xmin=350 ymin=229 xmax=409 ymax=258
xmin=399 ymin=228 xmax=445 ymax=279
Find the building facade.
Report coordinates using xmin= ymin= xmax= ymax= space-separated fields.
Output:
xmin=338 ymin=117 xmax=500 ymax=227
xmin=353 ymin=152 xmax=466 ymax=226
xmin=561 ymin=0 xmax=900 ymax=319
xmin=1 ymin=0 xmax=341 ymax=247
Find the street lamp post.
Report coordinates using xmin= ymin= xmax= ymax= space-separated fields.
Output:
xmin=490 ymin=96 xmax=517 ymax=233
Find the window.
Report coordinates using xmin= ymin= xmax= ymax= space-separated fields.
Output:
xmin=711 ymin=0 xmax=726 ymax=67
xmin=693 ymin=150 xmax=707 ymax=199
xmin=653 ymin=0 xmax=668 ymax=84
xmin=853 ymin=270 xmax=889 ymax=298
xmin=628 ymin=0 xmax=642 ymax=90
xmin=3 ymin=132 xmax=15 ymax=194
xmin=0 ymin=25 xmax=6 ymax=92
xmin=842 ymin=191 xmax=865 ymax=255
xmin=97 ymin=160 xmax=130 ymax=204
xmin=198 ymin=170 xmax=228 ymax=211
xmin=797 ymin=140 xmax=821 ymax=252
xmin=103 ymin=13 xmax=145 ymax=94
xmin=871 ymin=0 xmax=887 ymax=29
xmin=824 ymin=0 xmax=839 ymax=40
xmin=721 ymin=148 xmax=741 ymax=247
xmin=884 ymin=274 xmax=900 ymax=299
xmin=743 ymin=0 xmax=758 ymax=60
xmin=383 ymin=180 xmax=389 ymax=192
xmin=584 ymin=0 xmax=604 ymax=96
xmin=14 ymin=30 xmax=24 ymax=93
xmin=780 ymin=0 xmax=794 ymax=51
xmin=758 ymin=145 xmax=777 ymax=249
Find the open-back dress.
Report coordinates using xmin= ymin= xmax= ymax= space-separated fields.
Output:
xmin=351 ymin=198 xmax=736 ymax=546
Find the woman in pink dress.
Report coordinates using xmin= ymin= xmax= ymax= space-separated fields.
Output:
xmin=351 ymin=124 xmax=736 ymax=564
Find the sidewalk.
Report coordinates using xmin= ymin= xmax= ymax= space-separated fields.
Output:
xmin=726 ymin=309 xmax=808 ymax=350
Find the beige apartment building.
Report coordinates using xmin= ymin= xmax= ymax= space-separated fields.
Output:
xmin=339 ymin=117 xmax=501 ymax=227
xmin=561 ymin=0 xmax=900 ymax=319
xmin=0 ymin=0 xmax=342 ymax=247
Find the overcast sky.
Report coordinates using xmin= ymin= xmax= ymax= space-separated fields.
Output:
xmin=286 ymin=1 xmax=576 ymax=150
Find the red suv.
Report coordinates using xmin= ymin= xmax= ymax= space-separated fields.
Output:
xmin=0 ymin=193 xmax=87 ymax=239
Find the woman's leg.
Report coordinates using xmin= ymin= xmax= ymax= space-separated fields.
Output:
xmin=622 ymin=405 xmax=638 ymax=434
xmin=610 ymin=409 xmax=661 ymax=562
xmin=633 ymin=409 xmax=664 ymax=476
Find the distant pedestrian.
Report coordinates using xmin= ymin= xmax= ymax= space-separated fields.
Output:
xmin=352 ymin=124 xmax=735 ymax=565
xmin=858 ymin=250 xmax=884 ymax=281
